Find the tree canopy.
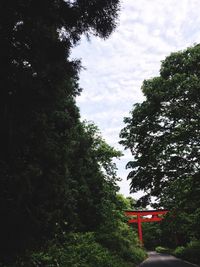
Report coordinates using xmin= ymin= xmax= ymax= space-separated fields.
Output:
xmin=0 ymin=0 xmax=121 ymax=262
xmin=120 ymin=44 xmax=200 ymax=210
xmin=0 ymin=1 xmax=147 ymax=266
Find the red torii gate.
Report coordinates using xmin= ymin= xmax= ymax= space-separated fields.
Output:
xmin=125 ymin=209 xmax=168 ymax=245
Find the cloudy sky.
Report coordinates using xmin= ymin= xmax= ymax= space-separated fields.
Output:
xmin=71 ymin=0 xmax=200 ymax=198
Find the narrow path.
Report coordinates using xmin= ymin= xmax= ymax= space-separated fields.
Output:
xmin=139 ymin=251 xmax=199 ymax=267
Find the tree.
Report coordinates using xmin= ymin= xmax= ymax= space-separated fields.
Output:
xmin=68 ymin=121 xmax=122 ymax=232
xmin=0 ymin=0 xmax=120 ymax=261
xmin=120 ymin=44 xmax=200 ymax=212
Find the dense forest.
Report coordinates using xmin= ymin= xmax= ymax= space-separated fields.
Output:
xmin=0 ymin=1 xmax=147 ymax=266
xmin=1 ymin=0 xmax=200 ymax=266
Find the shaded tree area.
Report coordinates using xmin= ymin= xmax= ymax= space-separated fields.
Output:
xmin=120 ymin=44 xmax=200 ymax=261
xmin=0 ymin=1 xmax=147 ymax=266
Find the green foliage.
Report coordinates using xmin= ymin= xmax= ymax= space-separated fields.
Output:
xmin=160 ymin=211 xmax=193 ymax=247
xmin=155 ymin=246 xmax=172 ymax=254
xmin=12 ymin=193 xmax=147 ymax=267
xmin=82 ymin=121 xmax=122 ymax=180
xmin=97 ymin=220 xmax=146 ymax=264
xmin=0 ymin=1 xmax=147 ymax=267
xmin=0 ymin=0 xmax=120 ymax=262
xmin=120 ymin=44 xmax=200 ymax=248
xmin=14 ymin=232 xmax=141 ymax=267
xmin=173 ymin=241 xmax=200 ymax=264
xmin=120 ymin=44 xmax=200 ymax=208
xmin=11 ymin=192 xmax=147 ymax=267
xmin=96 ymin=194 xmax=147 ymax=265
xmin=142 ymin=222 xmax=162 ymax=250
xmin=173 ymin=246 xmax=185 ymax=257
xmin=65 ymin=121 xmax=122 ymax=232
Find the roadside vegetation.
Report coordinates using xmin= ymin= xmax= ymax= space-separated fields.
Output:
xmin=0 ymin=1 xmax=147 ymax=266
xmin=1 ymin=193 xmax=147 ymax=267
xmin=155 ymin=241 xmax=200 ymax=265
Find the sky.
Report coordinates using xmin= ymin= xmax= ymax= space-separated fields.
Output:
xmin=71 ymin=0 xmax=200 ymax=199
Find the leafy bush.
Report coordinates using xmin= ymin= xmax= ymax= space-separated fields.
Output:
xmin=173 ymin=240 xmax=200 ymax=265
xmin=173 ymin=246 xmax=185 ymax=257
xmin=14 ymin=232 xmax=141 ymax=267
xmin=155 ymin=246 xmax=171 ymax=254
xmin=96 ymin=216 xmax=147 ymax=264
xmin=12 ymin=194 xmax=147 ymax=267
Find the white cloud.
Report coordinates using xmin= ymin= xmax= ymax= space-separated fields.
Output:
xmin=71 ymin=0 xmax=200 ymax=198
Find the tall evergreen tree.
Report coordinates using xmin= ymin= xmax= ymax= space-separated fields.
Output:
xmin=0 ymin=0 xmax=120 ymax=260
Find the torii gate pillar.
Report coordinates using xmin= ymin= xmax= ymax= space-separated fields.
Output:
xmin=125 ymin=210 xmax=168 ymax=245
